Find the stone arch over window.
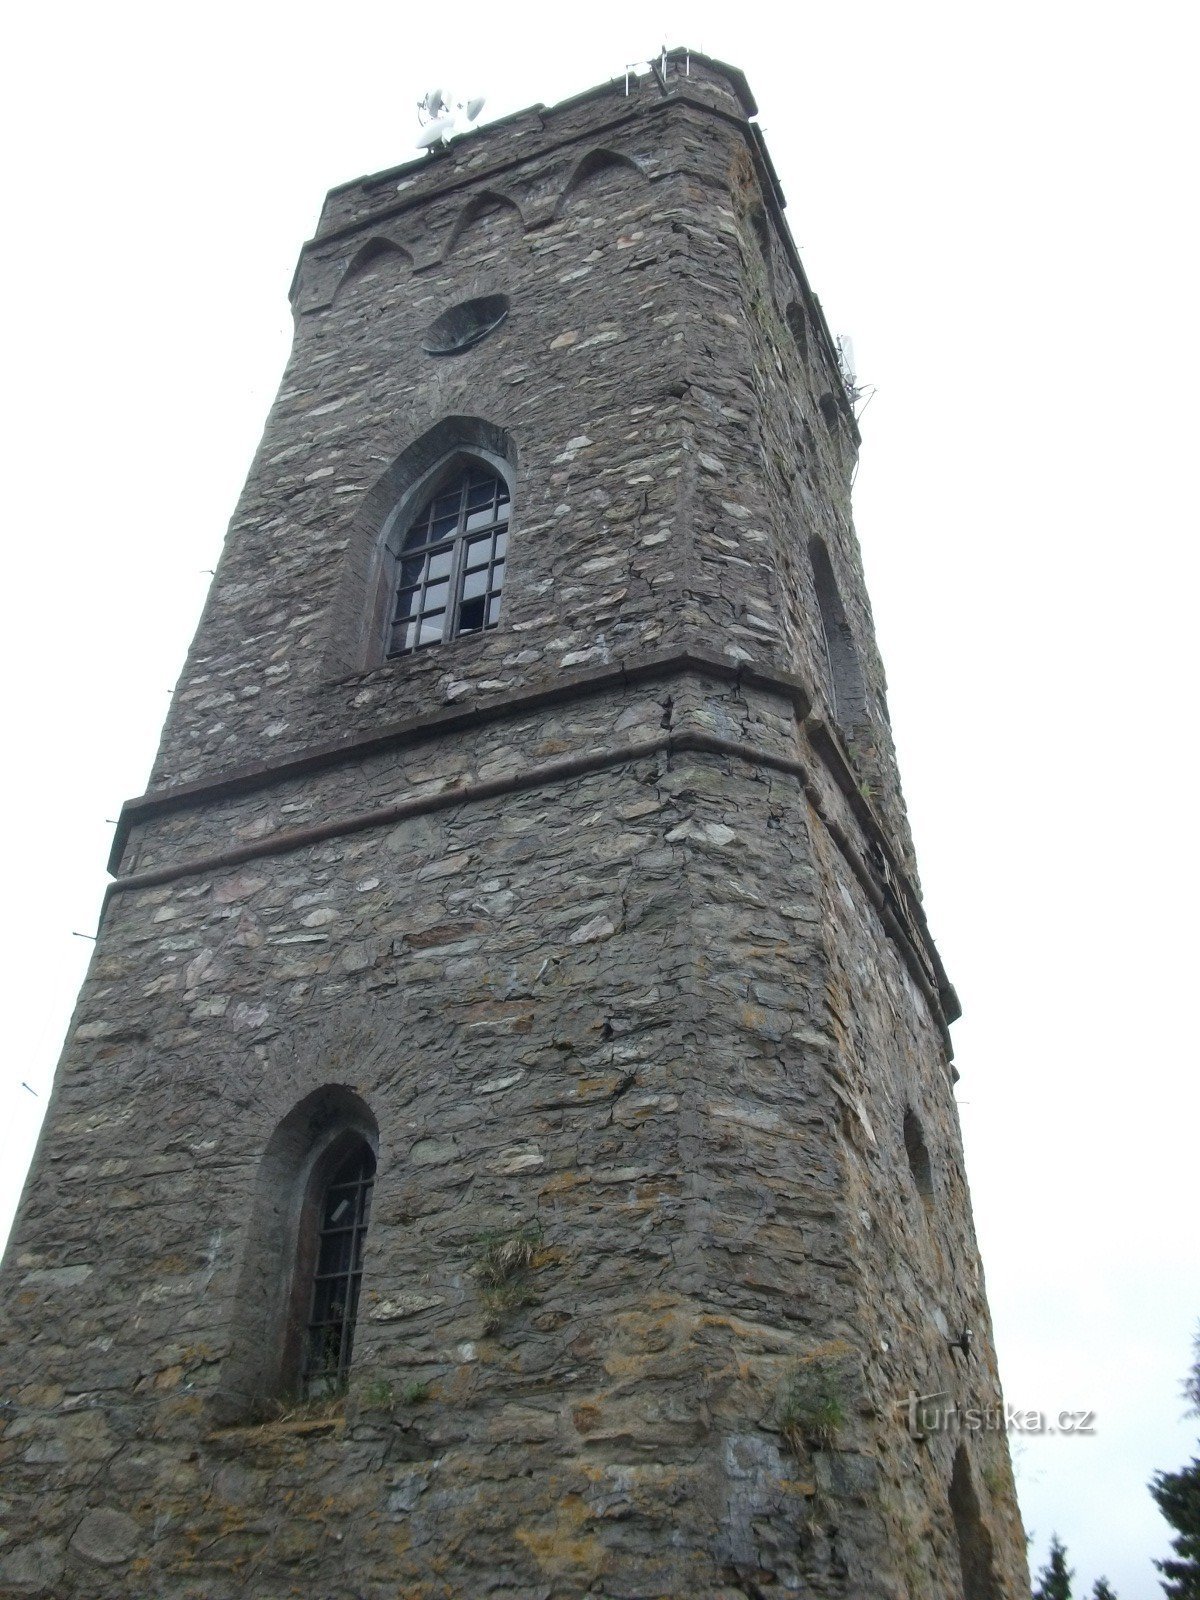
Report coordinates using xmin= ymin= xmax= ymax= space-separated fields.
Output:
xmin=949 ymin=1445 xmax=1003 ymax=1600
xmin=333 ymin=237 xmax=413 ymax=304
xmin=327 ymin=415 xmax=518 ymax=676
xmin=809 ymin=536 xmax=868 ymax=737
xmin=444 ymin=189 xmax=524 ymax=259
xmin=556 ymin=147 xmax=645 ymax=215
xmin=220 ymin=1086 xmax=379 ymax=1417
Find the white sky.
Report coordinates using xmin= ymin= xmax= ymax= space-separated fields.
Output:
xmin=1 ymin=3 xmax=1196 ymax=1594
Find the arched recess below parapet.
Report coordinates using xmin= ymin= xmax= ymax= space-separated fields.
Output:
xmin=331 ymin=237 xmax=414 ymax=305
xmin=554 ymin=147 xmax=647 ymax=217
xmin=443 ymin=189 xmax=526 ymax=260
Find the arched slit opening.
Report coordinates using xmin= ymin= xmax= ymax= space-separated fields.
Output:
xmin=949 ymin=1445 xmax=1003 ymax=1600
xmin=903 ymin=1108 xmax=934 ymax=1209
xmin=809 ymin=536 xmax=868 ymax=736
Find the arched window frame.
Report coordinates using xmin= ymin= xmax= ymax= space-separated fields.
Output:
xmin=286 ymin=1128 xmax=377 ymax=1399
xmin=220 ymin=1087 xmax=379 ymax=1419
xmin=373 ymin=448 xmax=513 ymax=659
xmin=324 ymin=416 xmax=517 ymax=679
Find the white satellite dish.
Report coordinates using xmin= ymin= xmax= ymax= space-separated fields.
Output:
xmin=836 ymin=333 xmax=857 ymax=390
xmin=415 ymin=116 xmax=453 ymax=150
xmin=414 ymin=89 xmax=486 ymax=152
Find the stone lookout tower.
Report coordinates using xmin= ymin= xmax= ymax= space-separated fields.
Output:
xmin=0 ymin=51 xmax=1029 ymax=1599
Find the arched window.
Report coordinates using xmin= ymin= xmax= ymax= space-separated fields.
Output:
xmin=300 ymin=1137 xmax=376 ymax=1398
xmin=327 ymin=418 xmax=516 ymax=678
xmin=219 ymin=1088 xmax=379 ymax=1419
xmin=384 ymin=461 xmax=509 ymax=656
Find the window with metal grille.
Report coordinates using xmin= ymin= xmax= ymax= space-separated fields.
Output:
xmin=301 ymin=1139 xmax=375 ymax=1397
xmin=387 ymin=465 xmax=509 ymax=656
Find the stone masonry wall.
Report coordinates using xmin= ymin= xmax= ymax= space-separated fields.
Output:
xmin=0 ymin=54 xmax=1027 ymax=1600
xmin=144 ymin=62 xmax=915 ymax=884
xmin=4 ymin=672 xmax=1030 ymax=1587
xmin=2 ymin=688 xmax=1023 ymax=1596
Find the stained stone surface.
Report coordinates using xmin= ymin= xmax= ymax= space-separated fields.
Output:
xmin=0 ymin=52 xmax=1028 ymax=1600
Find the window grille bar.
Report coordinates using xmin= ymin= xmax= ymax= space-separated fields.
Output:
xmin=301 ymin=1145 xmax=375 ymax=1396
xmin=387 ymin=466 xmax=509 ymax=657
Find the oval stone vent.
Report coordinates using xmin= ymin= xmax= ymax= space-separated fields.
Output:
xmin=422 ymin=294 xmax=510 ymax=356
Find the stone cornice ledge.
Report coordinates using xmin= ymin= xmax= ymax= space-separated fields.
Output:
xmin=106 ymin=649 xmax=960 ymax=1047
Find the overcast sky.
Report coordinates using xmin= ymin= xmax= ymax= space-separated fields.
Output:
xmin=2 ymin=3 xmax=1196 ymax=1594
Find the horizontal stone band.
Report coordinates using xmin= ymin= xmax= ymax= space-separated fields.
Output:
xmin=104 ymin=725 xmax=958 ymax=1055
